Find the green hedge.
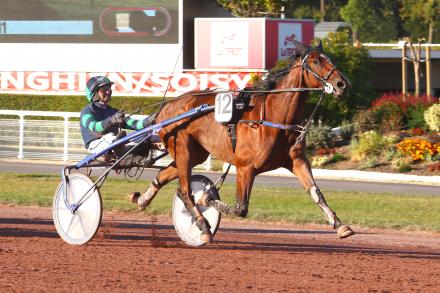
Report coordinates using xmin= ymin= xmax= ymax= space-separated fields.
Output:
xmin=0 ymin=94 xmax=164 ymax=115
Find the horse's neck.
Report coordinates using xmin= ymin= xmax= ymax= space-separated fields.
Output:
xmin=267 ymin=70 xmax=307 ymax=125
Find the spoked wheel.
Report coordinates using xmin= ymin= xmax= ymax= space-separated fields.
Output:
xmin=53 ymin=173 xmax=102 ymax=245
xmin=172 ymin=175 xmax=221 ymax=246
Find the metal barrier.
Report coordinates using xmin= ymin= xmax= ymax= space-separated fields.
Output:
xmin=0 ymin=110 xmax=211 ymax=170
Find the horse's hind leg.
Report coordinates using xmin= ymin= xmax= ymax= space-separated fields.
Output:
xmin=286 ymin=152 xmax=354 ymax=238
xmin=132 ymin=144 xmax=210 ymax=210
xmin=129 ymin=162 xmax=179 ymax=210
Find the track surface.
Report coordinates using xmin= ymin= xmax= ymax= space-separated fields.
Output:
xmin=2 ymin=205 xmax=440 ymax=292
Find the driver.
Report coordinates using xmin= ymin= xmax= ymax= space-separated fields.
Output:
xmin=80 ymin=76 xmax=156 ymax=167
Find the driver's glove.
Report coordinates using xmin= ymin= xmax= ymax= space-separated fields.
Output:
xmin=102 ymin=111 xmax=125 ymax=130
xmin=142 ymin=112 xmax=158 ymax=128
xmin=111 ymin=111 xmax=126 ymax=125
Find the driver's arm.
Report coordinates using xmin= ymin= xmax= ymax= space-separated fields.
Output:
xmin=125 ymin=114 xmax=156 ymax=130
xmin=81 ymin=111 xmax=122 ymax=133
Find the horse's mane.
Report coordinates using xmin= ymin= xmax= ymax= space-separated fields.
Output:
xmin=253 ymin=50 xmax=303 ymax=90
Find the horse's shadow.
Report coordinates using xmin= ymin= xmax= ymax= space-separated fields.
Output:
xmin=0 ymin=218 xmax=58 ymax=238
xmin=0 ymin=218 xmax=52 ymax=226
xmin=104 ymin=221 xmax=440 ymax=260
xmin=2 ymin=217 xmax=440 ymax=260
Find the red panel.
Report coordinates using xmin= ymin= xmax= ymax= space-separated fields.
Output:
xmin=265 ymin=20 xmax=279 ymax=70
xmin=265 ymin=19 xmax=315 ymax=69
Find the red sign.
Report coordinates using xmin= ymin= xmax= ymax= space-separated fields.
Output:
xmin=0 ymin=71 xmax=263 ymax=96
xmin=195 ymin=18 xmax=314 ymax=70
xmin=265 ymin=19 xmax=314 ymax=69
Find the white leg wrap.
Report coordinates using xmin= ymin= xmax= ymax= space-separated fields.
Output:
xmin=308 ymin=185 xmax=341 ymax=228
xmin=309 ymin=185 xmax=321 ymax=204
xmin=138 ymin=184 xmax=159 ymax=207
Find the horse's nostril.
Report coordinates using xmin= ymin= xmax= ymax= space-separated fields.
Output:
xmin=337 ymin=81 xmax=345 ymax=89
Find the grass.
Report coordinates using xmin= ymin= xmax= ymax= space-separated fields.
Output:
xmin=1 ymin=172 xmax=440 ymax=232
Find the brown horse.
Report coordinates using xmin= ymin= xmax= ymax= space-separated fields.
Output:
xmin=136 ymin=40 xmax=354 ymax=244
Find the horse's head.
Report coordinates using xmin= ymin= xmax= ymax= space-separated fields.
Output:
xmin=292 ymin=40 xmax=351 ymax=97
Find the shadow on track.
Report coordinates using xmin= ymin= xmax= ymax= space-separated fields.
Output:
xmin=2 ymin=217 xmax=440 ymax=261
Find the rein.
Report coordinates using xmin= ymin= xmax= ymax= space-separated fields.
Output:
xmin=240 ymin=87 xmax=323 ymax=94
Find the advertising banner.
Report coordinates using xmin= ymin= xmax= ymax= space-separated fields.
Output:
xmin=210 ymin=21 xmax=249 ymax=67
xmin=195 ymin=18 xmax=314 ymax=70
xmin=195 ymin=18 xmax=265 ymax=69
xmin=277 ymin=22 xmax=303 ymax=60
xmin=0 ymin=71 xmax=261 ymax=97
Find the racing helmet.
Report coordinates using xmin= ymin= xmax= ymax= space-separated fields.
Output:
xmin=85 ymin=76 xmax=114 ymax=102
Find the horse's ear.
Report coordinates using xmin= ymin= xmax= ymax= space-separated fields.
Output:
xmin=291 ymin=40 xmax=310 ymax=56
xmin=316 ymin=39 xmax=324 ymax=52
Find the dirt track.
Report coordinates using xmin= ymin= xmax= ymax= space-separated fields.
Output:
xmin=2 ymin=204 xmax=440 ymax=292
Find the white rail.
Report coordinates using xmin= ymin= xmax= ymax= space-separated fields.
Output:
xmin=362 ymin=42 xmax=440 ymax=48
xmin=0 ymin=110 xmax=211 ymax=170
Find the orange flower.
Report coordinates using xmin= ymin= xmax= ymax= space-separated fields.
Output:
xmin=397 ymin=138 xmax=438 ymax=162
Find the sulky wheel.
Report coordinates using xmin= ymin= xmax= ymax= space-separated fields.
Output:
xmin=53 ymin=173 xmax=102 ymax=245
xmin=172 ymin=175 xmax=221 ymax=246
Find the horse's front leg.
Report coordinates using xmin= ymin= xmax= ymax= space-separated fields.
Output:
xmin=174 ymin=137 xmax=213 ymax=244
xmin=286 ymin=151 xmax=355 ymax=238
xmin=232 ymin=166 xmax=255 ymax=217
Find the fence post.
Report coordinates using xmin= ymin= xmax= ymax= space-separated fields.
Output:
xmin=401 ymin=42 xmax=407 ymax=96
xmin=426 ymin=45 xmax=432 ymax=98
xmin=18 ymin=115 xmax=24 ymax=159
xmin=63 ymin=115 xmax=69 ymax=162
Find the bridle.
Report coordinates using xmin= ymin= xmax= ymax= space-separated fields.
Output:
xmin=300 ymin=51 xmax=336 ymax=86
xmin=285 ymin=49 xmax=339 ymax=94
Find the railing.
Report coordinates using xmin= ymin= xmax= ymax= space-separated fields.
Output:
xmin=0 ymin=110 xmax=211 ymax=170
xmin=362 ymin=42 xmax=440 ymax=48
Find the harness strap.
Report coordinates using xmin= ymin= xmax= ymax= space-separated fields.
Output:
xmin=238 ymin=92 xmax=325 ymax=147
xmin=262 ymin=95 xmax=267 ymax=121
xmin=239 ymin=120 xmax=304 ymax=132
xmin=213 ymin=163 xmax=231 ymax=191
xmin=227 ymin=123 xmax=237 ymax=151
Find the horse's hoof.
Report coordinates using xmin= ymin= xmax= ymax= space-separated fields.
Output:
xmin=127 ymin=192 xmax=141 ymax=204
xmin=337 ymin=225 xmax=355 ymax=239
xmin=127 ymin=192 xmax=152 ymax=211
xmin=200 ymin=233 xmax=213 ymax=244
